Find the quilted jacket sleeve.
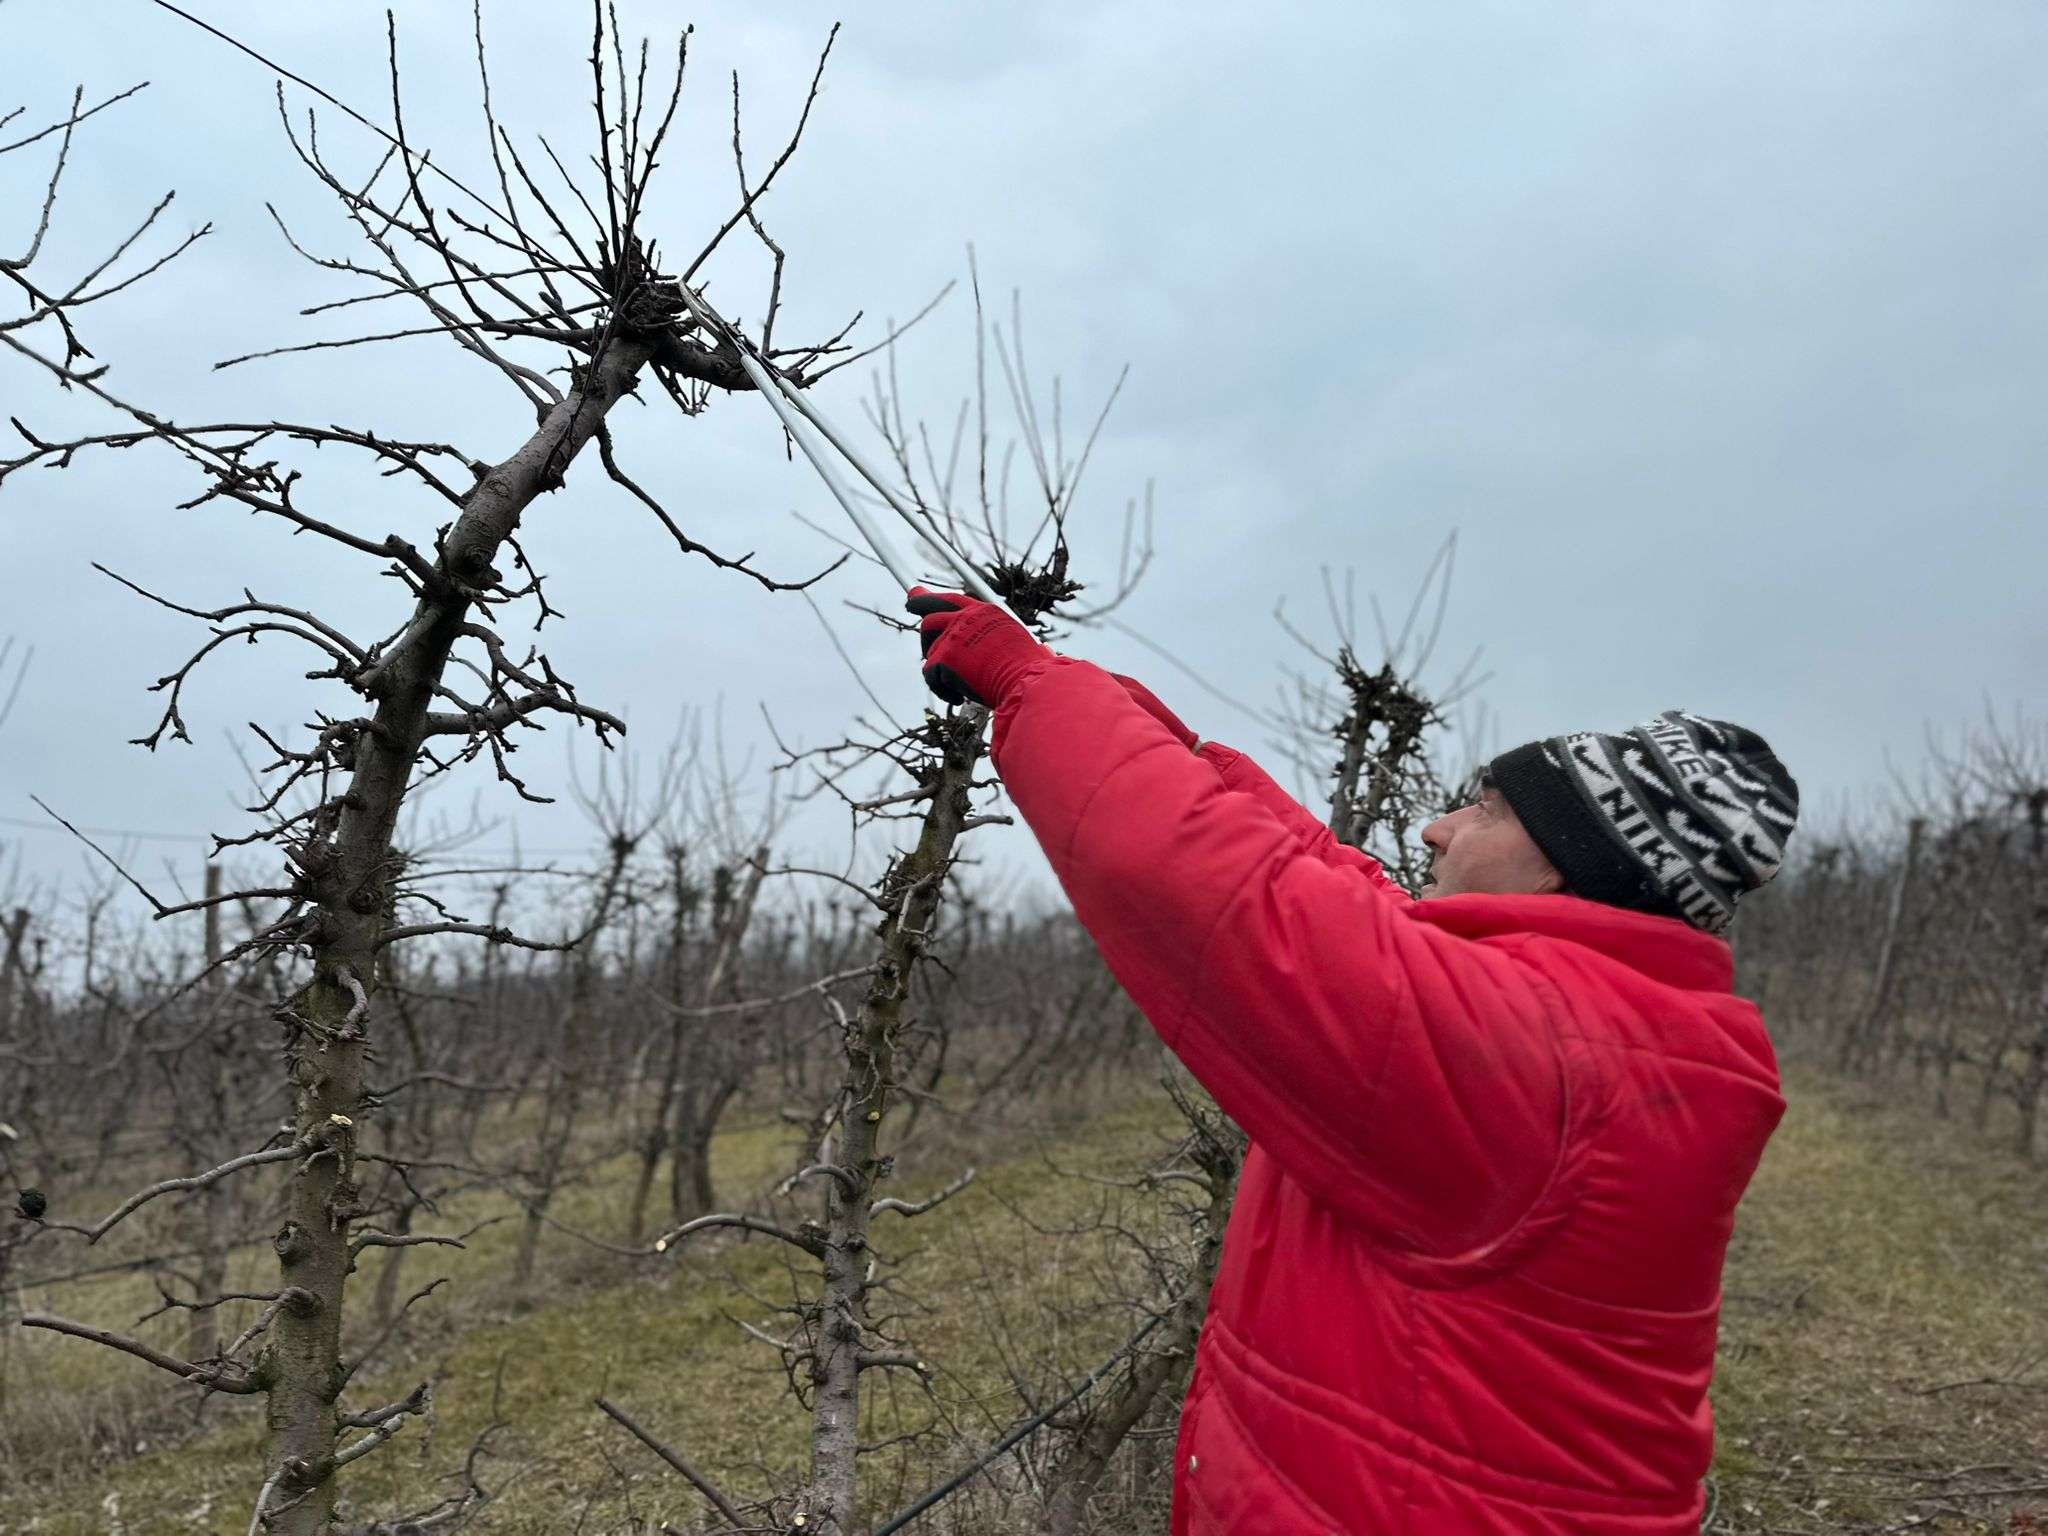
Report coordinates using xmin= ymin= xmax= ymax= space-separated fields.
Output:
xmin=991 ymin=656 xmax=1566 ymax=1256
xmin=1195 ymin=741 xmax=1413 ymax=898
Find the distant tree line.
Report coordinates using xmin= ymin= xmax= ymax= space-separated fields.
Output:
xmin=1737 ymin=708 xmax=2048 ymax=1159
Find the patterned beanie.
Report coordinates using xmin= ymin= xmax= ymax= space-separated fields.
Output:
xmin=1487 ymin=710 xmax=1799 ymax=934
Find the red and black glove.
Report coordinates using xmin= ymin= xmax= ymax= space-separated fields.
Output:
xmin=1107 ymin=673 xmax=1200 ymax=752
xmin=905 ymin=587 xmax=1048 ymax=708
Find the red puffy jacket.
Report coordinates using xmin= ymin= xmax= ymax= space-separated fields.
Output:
xmin=989 ymin=656 xmax=1785 ymax=1535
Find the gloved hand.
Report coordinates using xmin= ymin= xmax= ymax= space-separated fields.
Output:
xmin=1108 ymin=673 xmax=1200 ymax=752
xmin=905 ymin=586 xmax=1048 ymax=708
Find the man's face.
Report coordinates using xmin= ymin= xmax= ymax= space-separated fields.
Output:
xmin=1418 ymin=782 xmax=1565 ymax=900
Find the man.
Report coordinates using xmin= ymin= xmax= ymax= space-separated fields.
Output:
xmin=906 ymin=587 xmax=1799 ymax=1536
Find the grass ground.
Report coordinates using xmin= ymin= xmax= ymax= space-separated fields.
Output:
xmin=2 ymin=1083 xmax=1182 ymax=1534
xmin=4 ymin=1060 xmax=2046 ymax=1534
xmin=1709 ymin=1063 xmax=2048 ymax=1534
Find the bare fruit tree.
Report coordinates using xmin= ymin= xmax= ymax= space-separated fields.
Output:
xmin=3 ymin=10 xmax=890 ymax=1530
xmin=1741 ymin=704 xmax=2048 ymax=1158
xmin=598 ymin=263 xmax=1153 ymax=1534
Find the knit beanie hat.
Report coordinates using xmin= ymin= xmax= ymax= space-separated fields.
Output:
xmin=1487 ymin=710 xmax=1799 ymax=934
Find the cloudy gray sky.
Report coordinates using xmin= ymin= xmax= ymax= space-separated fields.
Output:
xmin=3 ymin=0 xmax=2044 ymax=911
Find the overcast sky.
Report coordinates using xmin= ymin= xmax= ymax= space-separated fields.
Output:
xmin=3 ymin=0 xmax=2044 ymax=914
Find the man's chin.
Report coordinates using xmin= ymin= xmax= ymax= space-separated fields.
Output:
xmin=1418 ymin=881 xmax=1441 ymax=900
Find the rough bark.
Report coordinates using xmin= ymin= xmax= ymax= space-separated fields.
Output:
xmin=802 ymin=712 xmax=980 ymax=1534
xmin=253 ymin=342 xmax=650 ymax=1533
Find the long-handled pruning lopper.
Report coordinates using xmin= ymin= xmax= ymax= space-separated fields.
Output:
xmin=672 ymin=286 xmax=1004 ymax=607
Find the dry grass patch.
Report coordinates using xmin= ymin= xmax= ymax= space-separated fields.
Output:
xmin=1710 ymin=1062 xmax=2048 ymax=1534
xmin=2 ymin=1085 xmax=1185 ymax=1534
xmin=15 ymin=1056 xmax=2048 ymax=1535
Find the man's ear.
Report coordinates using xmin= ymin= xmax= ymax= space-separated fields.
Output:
xmin=1532 ymin=862 xmax=1567 ymax=897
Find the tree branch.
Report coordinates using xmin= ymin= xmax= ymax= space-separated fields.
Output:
xmin=594 ymin=1396 xmax=747 ymax=1529
xmin=19 ymin=1311 xmax=261 ymax=1392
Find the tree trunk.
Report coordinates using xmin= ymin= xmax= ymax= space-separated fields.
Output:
xmin=668 ymin=1081 xmax=733 ymax=1222
xmin=370 ymin=1202 xmax=414 ymax=1329
xmin=513 ymin=867 xmax=615 ymax=1295
xmin=512 ymin=1057 xmax=586 ymax=1295
xmin=253 ymin=342 xmax=651 ymax=1534
xmin=1838 ymin=818 xmax=1923 ymax=1073
xmin=1 ymin=907 xmax=31 ymax=1029
xmin=182 ymin=864 xmax=231 ymax=1367
xmin=628 ymin=851 xmax=694 ymax=1246
xmin=666 ymin=852 xmax=766 ymax=1225
xmin=802 ymin=712 xmax=980 ymax=1534
xmin=626 ymin=1124 xmax=666 ymax=1250
xmin=186 ymin=1182 xmax=231 ymax=1365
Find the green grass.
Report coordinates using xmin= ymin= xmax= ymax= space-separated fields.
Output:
xmin=8 ymin=1061 xmax=2048 ymax=1534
